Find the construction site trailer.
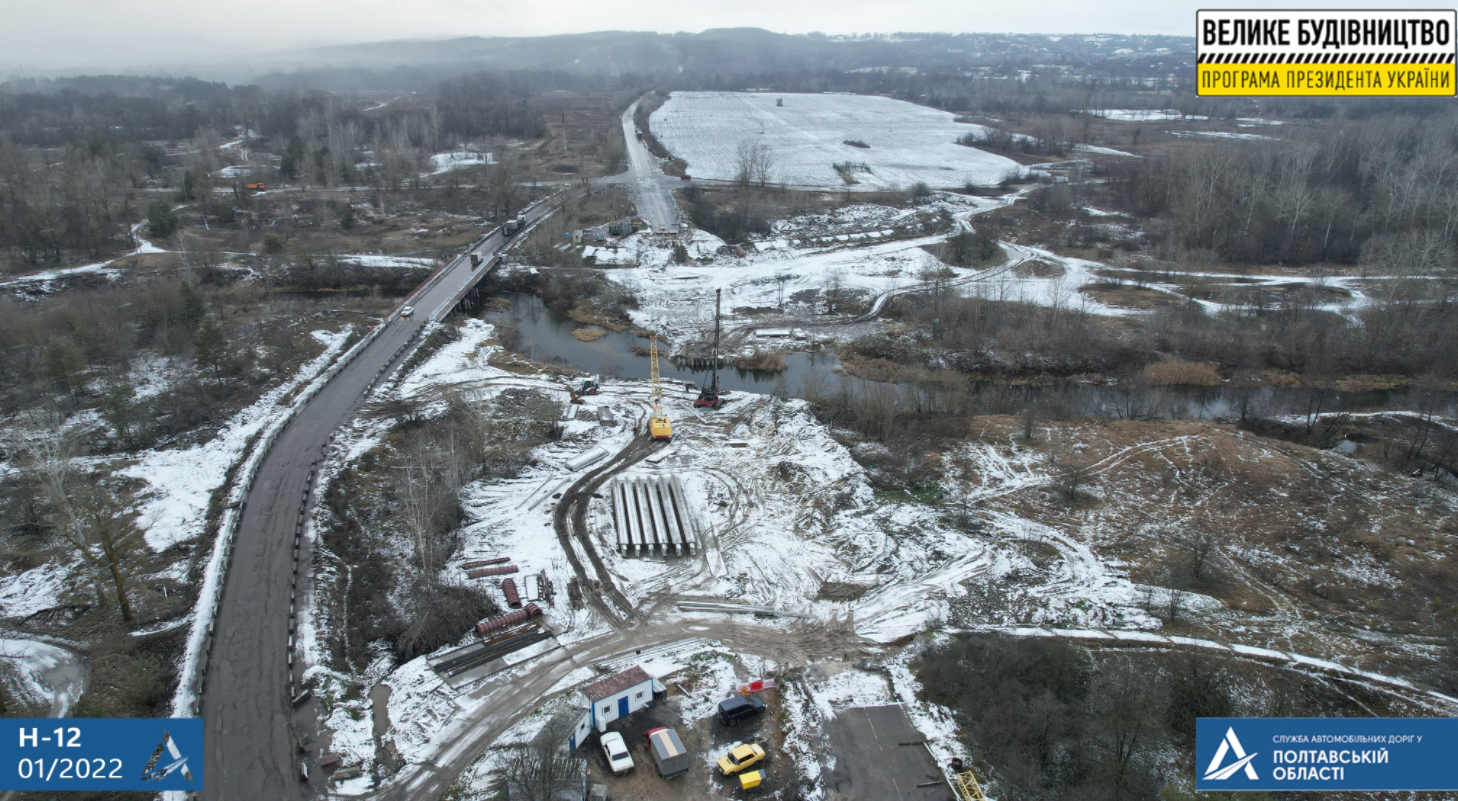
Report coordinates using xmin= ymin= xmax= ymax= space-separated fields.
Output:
xmin=644 ymin=727 xmax=690 ymax=778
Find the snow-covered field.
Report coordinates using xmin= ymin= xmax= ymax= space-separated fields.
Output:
xmin=652 ymin=92 xmax=1025 ymax=188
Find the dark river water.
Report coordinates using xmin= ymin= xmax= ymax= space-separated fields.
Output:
xmin=478 ymin=292 xmax=841 ymax=395
xmin=477 ymin=292 xmax=1456 ymax=421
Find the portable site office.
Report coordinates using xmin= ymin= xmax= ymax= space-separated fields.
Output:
xmin=644 ymin=727 xmax=689 ymax=778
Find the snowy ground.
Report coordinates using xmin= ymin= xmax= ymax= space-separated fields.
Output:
xmin=566 ymin=192 xmax=1051 ymax=347
xmin=127 ymin=329 xmax=352 ymax=551
xmin=652 ymin=92 xmax=1026 ymax=189
xmin=574 ymin=191 xmax=1379 ymax=334
xmin=292 ymin=168 xmax=1450 ymax=795
xmin=1171 ymin=130 xmax=1278 ymax=141
xmin=427 ymin=151 xmax=495 ymax=176
xmin=302 ymin=316 xmax=1171 ymax=788
xmin=0 ymin=638 xmax=87 ymax=716
xmin=341 ymin=254 xmax=438 ymax=270
xmin=1089 ymin=109 xmax=1208 ymax=122
xmin=1 ymin=221 xmax=168 ymax=294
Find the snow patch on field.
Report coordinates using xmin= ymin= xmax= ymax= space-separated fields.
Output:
xmin=427 ymin=151 xmax=494 ymax=176
xmin=342 ymin=254 xmax=438 ymax=270
xmin=1090 ymin=109 xmax=1208 ymax=122
xmin=0 ymin=563 xmax=70 ymax=619
xmin=653 ymin=92 xmax=1025 ymax=188
xmin=127 ymin=328 xmax=352 ymax=551
xmin=395 ymin=318 xmax=496 ymax=397
xmin=0 ymin=638 xmax=86 ymax=716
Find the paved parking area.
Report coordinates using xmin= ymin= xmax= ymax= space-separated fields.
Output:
xmin=822 ymin=705 xmax=954 ymax=801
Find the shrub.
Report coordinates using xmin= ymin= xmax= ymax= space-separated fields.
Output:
xmin=731 ymin=348 xmax=788 ymax=372
xmin=146 ymin=200 xmax=179 ymax=239
xmin=1142 ymin=359 xmax=1222 ymax=387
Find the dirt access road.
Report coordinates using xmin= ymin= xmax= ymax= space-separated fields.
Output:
xmin=199 ymin=201 xmax=556 ymax=800
xmin=551 ymin=433 xmax=661 ymax=627
xmin=374 ymin=617 xmax=868 ymax=801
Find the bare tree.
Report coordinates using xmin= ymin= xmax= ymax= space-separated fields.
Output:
xmin=734 ymin=139 xmax=774 ymax=188
xmin=1182 ymin=524 xmax=1221 ymax=585
xmin=500 ymin=713 xmax=584 ymax=801
xmin=35 ymin=432 xmax=144 ymax=622
xmin=1052 ymin=459 xmax=1091 ymax=505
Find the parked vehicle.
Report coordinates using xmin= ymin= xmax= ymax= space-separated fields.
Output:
xmin=599 ymin=732 xmax=634 ymax=775
xmin=643 ymin=727 xmax=689 ymax=778
xmin=716 ymin=695 xmax=766 ymax=726
xmin=717 ymin=743 xmax=765 ymax=775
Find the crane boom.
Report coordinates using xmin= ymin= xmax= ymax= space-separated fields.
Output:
xmin=648 ymin=335 xmax=672 ymax=440
xmin=694 ymin=289 xmax=724 ymax=409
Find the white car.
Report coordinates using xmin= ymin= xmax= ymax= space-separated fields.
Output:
xmin=600 ymin=731 xmax=634 ymax=775
xmin=400 ymin=306 xmax=414 ymax=318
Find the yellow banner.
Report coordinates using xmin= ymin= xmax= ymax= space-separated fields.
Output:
xmin=1198 ymin=63 xmax=1456 ymax=96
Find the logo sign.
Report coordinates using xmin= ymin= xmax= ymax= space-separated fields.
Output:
xmin=1197 ymin=9 xmax=1457 ymax=96
xmin=1 ymin=718 xmax=203 ymax=791
xmin=1197 ymin=717 xmax=1458 ymax=791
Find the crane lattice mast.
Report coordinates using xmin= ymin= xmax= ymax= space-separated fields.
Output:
xmin=648 ymin=334 xmax=673 ymax=439
xmin=650 ymin=335 xmax=664 ymax=418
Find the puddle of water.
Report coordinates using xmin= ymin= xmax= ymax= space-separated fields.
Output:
xmin=369 ymin=682 xmax=391 ymax=744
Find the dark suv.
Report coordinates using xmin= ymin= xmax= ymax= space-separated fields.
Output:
xmin=716 ymin=695 xmax=767 ymax=726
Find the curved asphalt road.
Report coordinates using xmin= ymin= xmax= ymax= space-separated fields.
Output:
xmin=201 ymin=202 xmax=554 ymax=799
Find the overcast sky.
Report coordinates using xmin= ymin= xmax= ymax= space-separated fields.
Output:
xmin=5 ymin=0 xmax=1390 ymax=73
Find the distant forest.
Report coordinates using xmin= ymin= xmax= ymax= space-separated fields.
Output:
xmin=2 ymin=26 xmax=1456 ymax=271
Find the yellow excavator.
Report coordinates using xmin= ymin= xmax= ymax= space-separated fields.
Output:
xmin=648 ymin=335 xmax=673 ymax=440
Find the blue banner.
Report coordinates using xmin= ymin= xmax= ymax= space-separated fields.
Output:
xmin=1197 ymin=717 xmax=1458 ymax=791
xmin=1 ymin=718 xmax=203 ymax=791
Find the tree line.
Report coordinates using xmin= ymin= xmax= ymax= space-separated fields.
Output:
xmin=0 ymin=72 xmax=561 ymax=271
xmin=1103 ymin=114 xmax=1458 ymax=268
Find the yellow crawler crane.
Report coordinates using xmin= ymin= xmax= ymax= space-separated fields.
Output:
xmin=648 ymin=335 xmax=673 ymax=440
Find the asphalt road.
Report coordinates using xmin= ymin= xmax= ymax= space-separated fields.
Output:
xmin=823 ymin=705 xmax=953 ymax=801
xmin=200 ymin=203 xmax=552 ymax=799
xmin=617 ymin=100 xmax=683 ymax=233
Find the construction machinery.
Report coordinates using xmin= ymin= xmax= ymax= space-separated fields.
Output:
xmin=695 ymin=289 xmax=725 ymax=409
xmin=648 ymin=335 xmax=673 ymax=440
xmin=952 ymin=765 xmax=989 ymax=801
xmin=566 ymin=375 xmax=598 ymax=404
